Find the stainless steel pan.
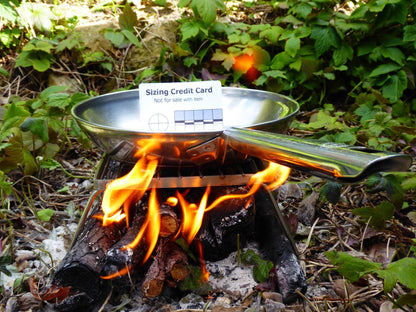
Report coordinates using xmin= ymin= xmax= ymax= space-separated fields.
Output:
xmin=72 ymin=88 xmax=411 ymax=182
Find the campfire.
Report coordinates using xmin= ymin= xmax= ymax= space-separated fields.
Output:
xmin=97 ymin=142 xmax=290 ymax=280
xmin=42 ymin=140 xmax=306 ymax=310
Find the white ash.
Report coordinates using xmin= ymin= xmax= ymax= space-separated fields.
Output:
xmin=39 ymin=223 xmax=78 ymax=266
xmin=206 ymin=246 xmax=258 ymax=298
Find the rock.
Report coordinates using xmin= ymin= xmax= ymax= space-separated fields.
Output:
xmin=178 ymin=293 xmax=205 ymax=310
xmin=124 ymin=21 xmax=178 ymax=73
xmin=48 ymin=73 xmax=83 ymax=94
xmin=264 ymin=298 xmax=285 ymax=312
xmin=75 ymin=20 xmax=118 ymax=53
xmin=262 ymin=291 xmax=283 ymax=303
xmin=333 ymin=279 xmax=362 ymax=299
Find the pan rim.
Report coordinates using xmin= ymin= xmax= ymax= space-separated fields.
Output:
xmin=71 ymin=87 xmax=300 ymax=135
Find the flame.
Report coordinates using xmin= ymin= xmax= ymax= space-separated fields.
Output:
xmin=177 ymin=186 xmax=210 ymax=244
xmin=98 ymin=137 xmax=291 ymax=282
xmin=195 ymin=240 xmax=209 ymax=282
xmin=100 ymin=156 xmax=158 ymax=226
xmin=122 ymin=188 xmax=160 ymax=264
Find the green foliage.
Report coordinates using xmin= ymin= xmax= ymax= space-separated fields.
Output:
xmin=326 ymin=251 xmax=416 ymax=308
xmin=0 ymin=86 xmax=90 ymax=181
xmin=352 ymin=202 xmax=395 ymax=230
xmin=104 ymin=3 xmax=141 ymax=49
xmin=241 ymin=249 xmax=274 ymax=283
xmin=37 ymin=208 xmax=54 ymax=221
xmin=179 ymin=0 xmax=226 ymax=25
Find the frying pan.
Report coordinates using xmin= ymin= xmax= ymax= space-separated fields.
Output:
xmin=71 ymin=87 xmax=412 ymax=182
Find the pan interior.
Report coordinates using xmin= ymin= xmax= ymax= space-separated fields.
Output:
xmin=72 ymin=87 xmax=299 ymax=134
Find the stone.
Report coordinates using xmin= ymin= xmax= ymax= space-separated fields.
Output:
xmin=124 ymin=21 xmax=178 ymax=73
xmin=262 ymin=291 xmax=283 ymax=303
xmin=264 ymin=298 xmax=285 ymax=312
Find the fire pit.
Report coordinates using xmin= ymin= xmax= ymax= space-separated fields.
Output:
xmin=38 ymin=86 xmax=411 ymax=311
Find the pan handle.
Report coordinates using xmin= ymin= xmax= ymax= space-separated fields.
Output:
xmin=223 ymin=127 xmax=412 ymax=183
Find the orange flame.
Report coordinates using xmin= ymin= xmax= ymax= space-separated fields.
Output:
xmin=98 ymin=137 xmax=291 ymax=282
xmin=122 ymin=187 xmax=160 ymax=264
xmin=177 ymin=186 xmax=210 ymax=244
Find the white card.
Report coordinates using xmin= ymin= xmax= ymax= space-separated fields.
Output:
xmin=139 ymin=81 xmax=223 ymax=132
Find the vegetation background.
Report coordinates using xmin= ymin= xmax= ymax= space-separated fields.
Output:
xmin=0 ymin=0 xmax=415 ymax=311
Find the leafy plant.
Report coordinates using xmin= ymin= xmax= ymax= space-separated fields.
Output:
xmin=241 ymin=249 xmax=274 ymax=283
xmin=0 ymin=86 xmax=90 ymax=177
xmin=326 ymin=251 xmax=416 ymax=310
xmin=104 ymin=2 xmax=141 ymax=49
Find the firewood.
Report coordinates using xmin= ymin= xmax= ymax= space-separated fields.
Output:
xmin=142 ymin=242 xmax=166 ymax=298
xmin=102 ymin=214 xmax=146 ymax=277
xmin=165 ymin=242 xmax=190 ymax=283
xmin=50 ymin=192 xmax=126 ymax=309
xmin=197 ymin=186 xmax=256 ymax=261
xmin=159 ymin=205 xmax=180 ymax=238
xmin=142 ymin=241 xmax=190 ymax=297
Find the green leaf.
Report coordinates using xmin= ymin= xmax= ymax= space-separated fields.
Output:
xmin=0 ymin=0 xmax=18 ymax=22
xmin=377 ymin=257 xmax=416 ymax=292
xmin=0 ymin=66 xmax=10 ymax=77
xmin=325 ymin=251 xmax=382 ymax=282
xmin=40 ymin=86 xmax=67 ymax=99
xmin=334 ymin=131 xmax=356 ymax=145
xmin=39 ymin=158 xmax=61 ymax=170
xmin=178 ymin=0 xmax=191 ymax=7
xmin=241 ymin=249 xmax=274 ymax=283
xmin=22 ymin=149 xmax=38 ymax=175
xmin=320 ymin=181 xmax=342 ymax=204
xmin=119 ymin=2 xmax=138 ymax=32
xmin=259 ymin=26 xmax=283 ymax=44
xmin=310 ymin=26 xmax=340 ymax=57
xmin=381 ymin=70 xmax=407 ymax=103
xmin=181 ymin=21 xmax=201 ymax=41
xmin=121 ymin=29 xmax=141 ymax=47
xmin=211 ymin=49 xmax=234 ymax=71
xmin=381 ymin=47 xmax=405 ymax=66
xmin=20 ymin=117 xmax=49 ymax=142
xmin=395 ymin=294 xmax=416 ymax=307
xmin=333 ymin=42 xmax=353 ymax=66
xmin=46 ymin=93 xmax=71 ymax=109
xmin=270 ymin=52 xmax=294 ymax=70
xmin=3 ymin=103 xmax=31 ymax=131
xmin=37 ymin=208 xmax=54 ymax=221
xmin=354 ymin=103 xmax=378 ymax=122
xmin=293 ymin=2 xmax=313 ymax=19
xmin=285 ymin=37 xmax=300 ymax=58
xmin=404 ymin=25 xmax=416 ymax=49
xmin=352 ymin=201 xmax=395 ymax=229
xmin=104 ymin=29 xmax=126 ymax=48
xmin=32 ymin=56 xmax=52 ymax=72
xmin=195 ymin=0 xmax=223 ymax=25
xmin=368 ymin=63 xmax=401 ymax=78
xmin=0 ymin=255 xmax=12 ymax=276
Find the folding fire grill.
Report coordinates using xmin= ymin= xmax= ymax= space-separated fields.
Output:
xmin=44 ymin=87 xmax=411 ymax=311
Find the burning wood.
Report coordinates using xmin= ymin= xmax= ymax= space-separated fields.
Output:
xmin=142 ymin=241 xmax=190 ymax=297
xmin=42 ymin=151 xmax=306 ymax=311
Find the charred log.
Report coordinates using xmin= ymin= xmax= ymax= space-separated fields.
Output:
xmin=50 ymin=191 xmax=123 ymax=311
xmin=197 ymin=186 xmax=256 ymax=261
